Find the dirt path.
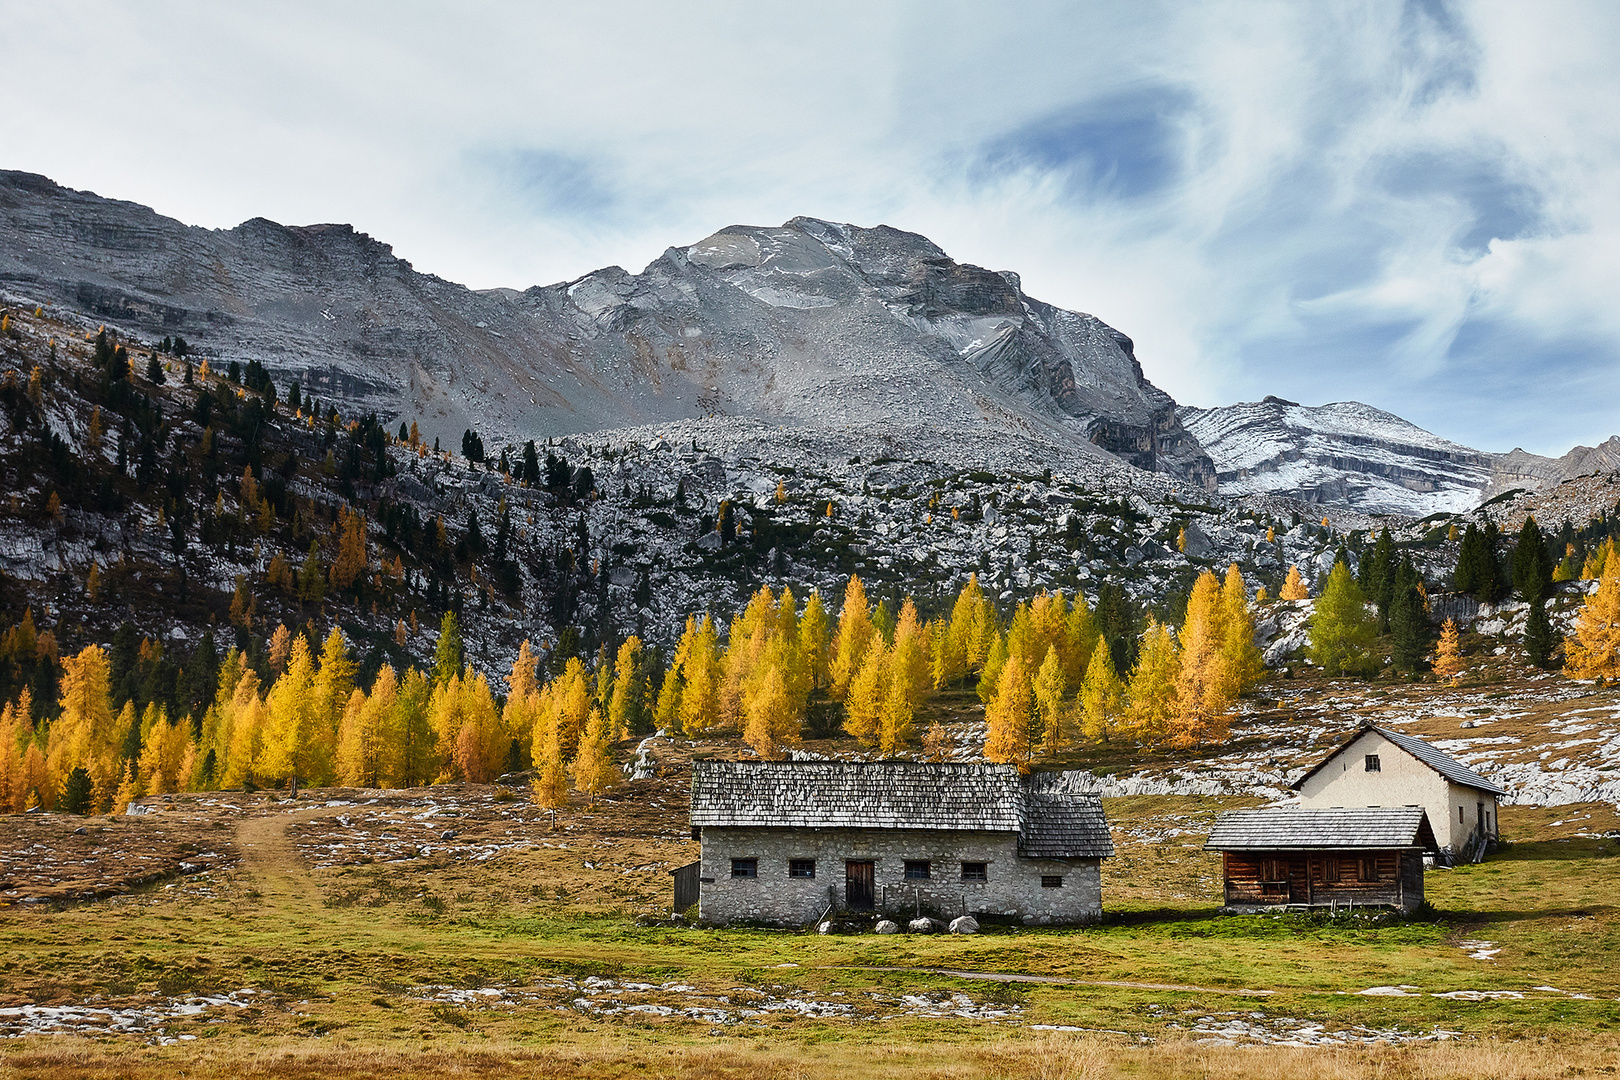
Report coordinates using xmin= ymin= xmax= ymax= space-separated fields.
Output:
xmin=233 ymin=802 xmax=346 ymax=910
xmin=842 ymin=966 xmax=1276 ymax=996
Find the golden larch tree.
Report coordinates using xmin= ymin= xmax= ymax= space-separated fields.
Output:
xmin=1126 ymin=620 xmax=1180 ymax=745
xmin=829 ymin=575 xmax=874 ymax=700
xmin=1280 ymin=565 xmax=1309 ymax=600
xmin=1079 ymin=640 xmax=1124 ymax=743
xmin=1033 ymin=645 xmax=1067 ymax=752
xmin=984 ymin=653 xmax=1037 ymax=772
xmin=1566 ymin=553 xmax=1620 ymax=680
xmin=1432 ymin=619 xmax=1463 ymax=684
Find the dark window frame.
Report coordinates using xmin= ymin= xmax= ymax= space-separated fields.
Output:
xmin=1364 ymin=754 xmax=1381 ymax=772
xmin=788 ymin=858 xmax=816 ymax=879
xmin=903 ymin=860 xmax=931 ymax=881
xmin=1041 ymin=875 xmax=1063 ymax=888
xmin=960 ymin=861 xmax=988 ymax=882
xmin=730 ymin=858 xmax=757 ymax=879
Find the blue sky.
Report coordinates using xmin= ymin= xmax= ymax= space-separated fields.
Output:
xmin=6 ymin=0 xmax=1618 ymax=455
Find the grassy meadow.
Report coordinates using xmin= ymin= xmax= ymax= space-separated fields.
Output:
xmin=3 ymin=777 xmax=1620 ymax=1079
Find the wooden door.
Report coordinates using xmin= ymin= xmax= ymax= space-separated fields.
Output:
xmin=845 ymin=861 xmax=875 ymax=911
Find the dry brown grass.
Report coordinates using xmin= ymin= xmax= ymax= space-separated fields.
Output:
xmin=4 ymin=1033 xmax=1617 ymax=1080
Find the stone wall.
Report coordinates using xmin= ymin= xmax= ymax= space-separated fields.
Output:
xmin=697 ymin=826 xmax=1102 ymax=926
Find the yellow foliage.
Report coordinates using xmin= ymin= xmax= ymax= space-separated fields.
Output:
xmin=1566 ymin=554 xmax=1620 ymax=681
xmin=1280 ymin=565 xmax=1309 ymax=600
xmin=983 ymin=653 xmax=1036 ymax=772
xmin=1433 ymin=619 xmax=1463 ymax=684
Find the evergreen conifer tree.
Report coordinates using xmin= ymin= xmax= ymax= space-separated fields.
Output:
xmin=1307 ymin=562 xmax=1378 ymax=676
xmin=1513 ymin=516 xmax=1553 ymax=603
xmin=1389 ymin=559 xmax=1430 ymax=674
xmin=1524 ymin=599 xmax=1554 ymax=668
xmin=433 ymin=612 xmax=463 ymax=685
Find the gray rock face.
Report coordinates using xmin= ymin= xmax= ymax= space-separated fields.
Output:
xmin=1486 ymin=437 xmax=1620 ymax=499
xmin=0 ymin=172 xmax=1214 ymax=488
xmin=1179 ymin=397 xmax=1495 ymax=515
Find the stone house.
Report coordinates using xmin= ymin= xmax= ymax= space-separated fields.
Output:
xmin=1205 ymin=807 xmax=1438 ymax=912
xmin=687 ymin=761 xmax=1114 ymax=926
xmin=1293 ymin=722 xmax=1503 ymax=861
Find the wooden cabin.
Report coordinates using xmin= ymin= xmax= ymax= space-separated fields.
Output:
xmin=1204 ymin=807 xmax=1438 ymax=913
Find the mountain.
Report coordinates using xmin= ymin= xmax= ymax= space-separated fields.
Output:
xmin=1487 ymin=437 xmax=1620 ymax=499
xmin=1178 ymin=397 xmax=1496 ymax=516
xmin=0 ymin=171 xmax=1214 ymax=488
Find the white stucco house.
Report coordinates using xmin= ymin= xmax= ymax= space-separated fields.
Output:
xmin=1292 ymin=722 xmax=1504 ymax=862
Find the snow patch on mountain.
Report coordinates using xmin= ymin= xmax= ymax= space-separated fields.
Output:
xmin=1180 ymin=397 xmax=1494 ymax=516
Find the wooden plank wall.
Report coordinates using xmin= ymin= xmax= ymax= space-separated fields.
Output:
xmin=1222 ymin=850 xmax=1411 ymax=907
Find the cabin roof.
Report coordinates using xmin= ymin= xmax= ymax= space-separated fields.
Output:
xmin=1291 ymin=722 xmax=1505 ymax=796
xmin=689 ymin=761 xmax=1113 ymax=858
xmin=1204 ymin=807 xmax=1439 ymax=852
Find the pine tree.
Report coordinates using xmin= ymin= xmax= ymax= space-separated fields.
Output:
xmin=1307 ymin=562 xmax=1378 ymax=676
xmin=1525 ymin=599 xmax=1555 ymax=669
xmin=257 ymin=635 xmax=319 ymax=791
xmin=1513 ymin=516 xmax=1553 ymax=603
xmin=1454 ymin=523 xmax=1484 ymax=596
xmin=1432 ymin=619 xmax=1463 ymax=684
xmin=1389 ymin=559 xmax=1430 ymax=674
xmin=329 ymin=508 xmax=368 ymax=592
xmin=433 ymin=611 xmax=463 ymax=685
xmin=1280 ymin=565 xmax=1309 ymax=600
xmin=1360 ymin=527 xmax=1397 ymax=627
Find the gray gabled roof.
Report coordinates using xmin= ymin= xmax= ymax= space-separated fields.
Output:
xmin=689 ymin=761 xmax=1113 ymax=858
xmin=1292 ymin=723 xmax=1505 ymax=796
xmin=1204 ymin=807 xmax=1439 ymax=852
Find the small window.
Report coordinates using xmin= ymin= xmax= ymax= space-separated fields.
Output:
xmin=1460 ymin=806 xmax=1465 ymax=824
xmin=1364 ymin=754 xmax=1381 ymax=772
xmin=1041 ymin=875 xmax=1063 ymax=888
xmin=904 ymin=860 xmax=931 ymax=880
xmin=1359 ymin=857 xmax=1379 ymax=883
xmin=730 ymin=858 xmax=757 ymax=879
xmin=961 ymin=861 xmax=987 ymax=882
xmin=788 ymin=859 xmax=816 ymax=879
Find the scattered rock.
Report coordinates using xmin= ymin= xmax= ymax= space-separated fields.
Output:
xmin=948 ymin=915 xmax=979 ymax=934
xmin=908 ymin=917 xmax=936 ymax=934
xmin=874 ymin=919 xmax=900 ymax=934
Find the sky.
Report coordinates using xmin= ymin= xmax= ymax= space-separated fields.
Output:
xmin=5 ymin=0 xmax=1618 ymax=456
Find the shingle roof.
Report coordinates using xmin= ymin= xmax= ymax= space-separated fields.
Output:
xmin=689 ymin=761 xmax=1113 ymax=858
xmin=1204 ymin=807 xmax=1439 ymax=852
xmin=1291 ymin=723 xmax=1505 ymax=796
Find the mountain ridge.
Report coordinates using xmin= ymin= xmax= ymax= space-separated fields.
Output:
xmin=0 ymin=170 xmax=1214 ymax=487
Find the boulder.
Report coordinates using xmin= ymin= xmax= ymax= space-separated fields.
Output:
xmin=908 ymin=917 xmax=937 ymax=934
xmin=816 ymin=920 xmax=834 ymax=935
xmin=948 ymin=915 xmax=979 ymax=935
xmin=874 ymin=919 xmax=901 ymax=935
